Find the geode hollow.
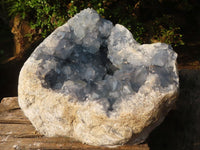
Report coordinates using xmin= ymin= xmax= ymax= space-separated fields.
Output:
xmin=18 ymin=8 xmax=179 ymax=146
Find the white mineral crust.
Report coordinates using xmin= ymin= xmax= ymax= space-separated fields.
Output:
xmin=18 ymin=8 xmax=179 ymax=146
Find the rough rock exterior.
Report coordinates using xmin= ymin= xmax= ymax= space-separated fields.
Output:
xmin=18 ymin=8 xmax=179 ymax=146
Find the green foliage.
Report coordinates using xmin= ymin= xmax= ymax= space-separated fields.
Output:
xmin=7 ymin=0 xmax=69 ymax=37
xmin=150 ymin=15 xmax=184 ymax=46
xmin=67 ymin=1 xmax=78 ymax=18
xmin=5 ymin=0 xmax=184 ymax=46
xmin=132 ymin=23 xmax=146 ymax=44
xmin=158 ymin=27 xmax=184 ymax=47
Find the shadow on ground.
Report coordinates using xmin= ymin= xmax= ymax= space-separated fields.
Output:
xmin=149 ymin=69 xmax=200 ymax=150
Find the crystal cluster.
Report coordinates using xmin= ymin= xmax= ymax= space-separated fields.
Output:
xmin=18 ymin=8 xmax=179 ymax=146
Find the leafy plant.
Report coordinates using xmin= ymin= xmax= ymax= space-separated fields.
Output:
xmin=150 ymin=15 xmax=184 ymax=46
xmin=5 ymin=0 xmax=184 ymax=46
xmin=7 ymin=0 xmax=69 ymax=37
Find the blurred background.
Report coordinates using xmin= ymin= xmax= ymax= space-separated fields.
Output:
xmin=0 ymin=0 xmax=200 ymax=149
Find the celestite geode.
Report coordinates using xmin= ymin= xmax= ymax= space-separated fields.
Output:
xmin=18 ymin=8 xmax=179 ymax=146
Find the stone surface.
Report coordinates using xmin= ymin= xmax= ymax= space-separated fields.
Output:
xmin=0 ymin=97 xmax=149 ymax=150
xmin=18 ymin=8 xmax=179 ymax=146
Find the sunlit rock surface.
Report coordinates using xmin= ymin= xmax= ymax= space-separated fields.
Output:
xmin=18 ymin=8 xmax=179 ymax=146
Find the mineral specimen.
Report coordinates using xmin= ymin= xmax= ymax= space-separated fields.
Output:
xmin=18 ymin=8 xmax=179 ymax=146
